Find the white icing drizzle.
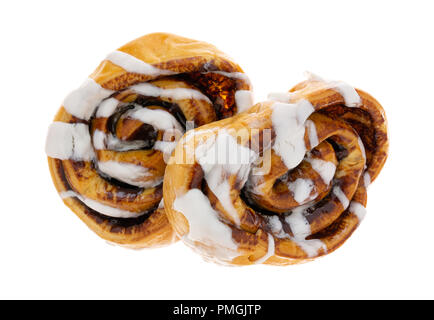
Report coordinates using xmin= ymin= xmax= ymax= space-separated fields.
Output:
xmin=158 ymin=198 xmax=165 ymax=209
xmin=333 ymin=82 xmax=361 ymax=108
xmin=333 ymin=186 xmax=350 ymax=209
xmin=254 ymin=233 xmax=275 ymax=264
xmin=63 ymin=78 xmax=114 ymax=120
xmin=295 ymin=238 xmax=327 ymax=258
xmin=128 ymin=106 xmax=184 ymax=133
xmin=105 ymin=51 xmax=176 ymax=77
xmin=183 ymin=128 xmax=217 ymax=145
xmin=265 ymin=208 xmax=326 ymax=258
xmin=267 ymin=216 xmax=286 ymax=238
xmin=195 ymin=131 xmax=257 ymax=226
xmin=305 ymin=72 xmax=361 ymax=107
xmin=364 ymin=172 xmax=371 ymax=188
xmin=59 ymin=190 xmax=77 ymax=199
xmin=271 ymin=100 xmax=315 ymax=170
xmin=130 ymin=82 xmax=211 ymax=103
xmin=93 ymin=104 xmax=183 ymax=155
xmin=211 ymin=179 xmax=239 ymax=225
xmin=59 ymin=191 xmax=144 ymax=218
xmin=235 ymin=90 xmax=254 ymax=113
xmin=92 ymin=130 xmax=106 ymax=150
xmin=306 ymin=157 xmax=336 ymax=185
xmin=267 ymin=92 xmax=294 ymax=103
xmin=305 ymin=119 xmax=319 ymax=148
xmin=95 ymin=98 xmax=120 ymax=118
xmin=173 ymin=189 xmax=239 ymax=263
xmin=154 ymin=141 xmax=178 ymax=156
xmin=357 ymin=137 xmax=367 ymax=161
xmin=288 ymin=178 xmax=316 ymax=204
xmin=349 ymin=201 xmax=367 ymax=222
xmin=46 ymin=122 xmax=95 ymax=161
xmin=97 ymin=161 xmax=162 ymax=188
xmin=285 ymin=205 xmax=312 ymax=240
xmin=285 ymin=206 xmax=327 ymax=257
xmin=93 ymin=129 xmax=148 ymax=151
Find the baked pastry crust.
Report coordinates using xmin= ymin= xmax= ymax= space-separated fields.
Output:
xmin=47 ymin=33 xmax=252 ymax=248
xmin=163 ymin=74 xmax=388 ymax=265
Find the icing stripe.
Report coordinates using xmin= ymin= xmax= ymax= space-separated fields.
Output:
xmin=267 ymin=92 xmax=294 ymax=103
xmin=306 ymin=120 xmax=319 ymax=148
xmin=63 ymin=78 xmax=113 ymax=120
xmin=271 ymin=100 xmax=314 ymax=170
xmin=131 ymin=82 xmax=211 ymax=103
xmin=154 ymin=141 xmax=178 ymax=156
xmin=333 ymin=186 xmax=350 ymax=209
xmin=128 ymin=107 xmax=184 ymax=132
xmin=195 ymin=131 xmax=257 ymax=227
xmin=305 ymin=72 xmax=361 ymax=107
xmin=306 ymin=158 xmax=336 ymax=185
xmin=93 ymin=130 xmax=148 ymax=152
xmin=350 ymin=201 xmax=367 ymax=222
xmin=235 ymin=90 xmax=254 ymax=113
xmin=267 ymin=211 xmax=326 ymax=258
xmin=333 ymin=82 xmax=361 ymax=108
xmin=46 ymin=122 xmax=94 ymax=161
xmin=105 ymin=51 xmax=176 ymax=76
xmin=296 ymin=239 xmax=327 ymax=258
xmin=97 ymin=161 xmax=162 ymax=188
xmin=92 ymin=130 xmax=106 ymax=150
xmin=93 ymin=129 xmax=180 ymax=155
xmin=173 ymin=189 xmax=240 ymax=262
xmin=254 ymin=233 xmax=275 ymax=264
xmin=60 ymin=190 xmax=77 ymax=199
xmin=285 ymin=206 xmax=311 ymax=240
xmin=364 ymin=172 xmax=371 ymax=188
xmin=95 ymin=98 xmax=120 ymax=118
xmin=288 ymin=178 xmax=315 ymax=204
xmin=358 ymin=137 xmax=367 ymax=160
xmin=60 ymin=191 xmax=144 ymax=218
xmin=285 ymin=205 xmax=327 ymax=257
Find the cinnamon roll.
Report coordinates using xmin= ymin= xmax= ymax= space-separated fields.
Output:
xmin=163 ymin=73 xmax=388 ymax=265
xmin=46 ymin=33 xmax=253 ymax=248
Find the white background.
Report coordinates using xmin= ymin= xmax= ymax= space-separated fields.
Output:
xmin=1 ymin=0 xmax=433 ymax=299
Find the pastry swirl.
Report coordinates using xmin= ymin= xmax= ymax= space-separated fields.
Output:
xmin=46 ymin=33 xmax=252 ymax=248
xmin=163 ymin=74 xmax=388 ymax=265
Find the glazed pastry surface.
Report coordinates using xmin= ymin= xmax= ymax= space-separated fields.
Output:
xmin=163 ymin=73 xmax=388 ymax=265
xmin=46 ymin=33 xmax=252 ymax=248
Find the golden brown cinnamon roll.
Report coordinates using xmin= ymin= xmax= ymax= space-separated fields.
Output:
xmin=46 ymin=33 xmax=252 ymax=248
xmin=163 ymin=73 xmax=388 ymax=265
